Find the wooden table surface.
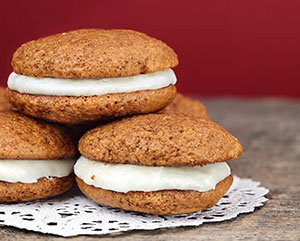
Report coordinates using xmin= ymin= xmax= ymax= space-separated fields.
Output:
xmin=0 ymin=98 xmax=299 ymax=241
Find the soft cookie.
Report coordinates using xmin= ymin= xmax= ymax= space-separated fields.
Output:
xmin=6 ymin=29 xmax=178 ymax=124
xmin=75 ymin=114 xmax=242 ymax=215
xmin=0 ymin=111 xmax=77 ymax=202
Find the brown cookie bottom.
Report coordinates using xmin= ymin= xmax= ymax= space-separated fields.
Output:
xmin=0 ymin=174 xmax=74 ymax=203
xmin=6 ymin=85 xmax=176 ymax=125
xmin=76 ymin=175 xmax=233 ymax=215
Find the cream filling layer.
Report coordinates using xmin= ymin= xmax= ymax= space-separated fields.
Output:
xmin=0 ymin=159 xmax=75 ymax=183
xmin=74 ymin=156 xmax=231 ymax=193
xmin=7 ymin=69 xmax=176 ymax=96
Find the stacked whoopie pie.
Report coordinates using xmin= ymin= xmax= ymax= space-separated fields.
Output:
xmin=75 ymin=114 xmax=242 ymax=215
xmin=1 ymin=88 xmax=77 ymax=203
xmin=6 ymin=29 xmax=178 ymax=125
xmin=3 ymin=29 xmax=242 ymax=215
xmin=0 ymin=111 xmax=77 ymax=202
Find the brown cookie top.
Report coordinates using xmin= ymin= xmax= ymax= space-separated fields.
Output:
xmin=159 ymin=93 xmax=209 ymax=119
xmin=12 ymin=29 xmax=178 ymax=79
xmin=79 ymin=114 xmax=242 ymax=166
xmin=0 ymin=87 xmax=12 ymax=111
xmin=0 ymin=111 xmax=77 ymax=159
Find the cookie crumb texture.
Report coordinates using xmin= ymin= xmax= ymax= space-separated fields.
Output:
xmin=0 ymin=111 xmax=77 ymax=159
xmin=76 ymin=175 xmax=233 ymax=215
xmin=6 ymin=85 xmax=176 ymax=125
xmin=12 ymin=29 xmax=178 ymax=79
xmin=79 ymin=114 xmax=242 ymax=166
xmin=160 ymin=93 xmax=209 ymax=119
xmin=0 ymin=87 xmax=12 ymax=111
xmin=0 ymin=174 xmax=74 ymax=203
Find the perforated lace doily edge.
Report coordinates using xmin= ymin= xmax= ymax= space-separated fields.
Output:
xmin=0 ymin=176 xmax=269 ymax=237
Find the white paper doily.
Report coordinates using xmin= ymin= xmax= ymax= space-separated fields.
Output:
xmin=0 ymin=176 xmax=269 ymax=237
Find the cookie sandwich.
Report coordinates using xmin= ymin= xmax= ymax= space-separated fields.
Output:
xmin=75 ymin=114 xmax=242 ymax=215
xmin=6 ymin=29 xmax=178 ymax=124
xmin=0 ymin=86 xmax=12 ymax=111
xmin=160 ymin=93 xmax=209 ymax=119
xmin=0 ymin=111 xmax=77 ymax=202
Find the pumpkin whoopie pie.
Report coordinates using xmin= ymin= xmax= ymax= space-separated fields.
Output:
xmin=0 ymin=86 xmax=12 ymax=111
xmin=160 ymin=93 xmax=209 ymax=119
xmin=75 ymin=114 xmax=242 ymax=215
xmin=6 ymin=29 xmax=178 ymax=124
xmin=0 ymin=111 xmax=77 ymax=202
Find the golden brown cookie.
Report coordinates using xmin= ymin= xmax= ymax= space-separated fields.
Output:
xmin=79 ymin=114 xmax=242 ymax=166
xmin=6 ymin=85 xmax=176 ymax=125
xmin=0 ymin=174 xmax=74 ymax=203
xmin=12 ymin=29 xmax=178 ymax=78
xmin=8 ymin=29 xmax=178 ymax=124
xmin=0 ymin=111 xmax=77 ymax=159
xmin=159 ymin=93 xmax=209 ymax=119
xmin=76 ymin=175 xmax=233 ymax=215
xmin=0 ymin=86 xmax=12 ymax=111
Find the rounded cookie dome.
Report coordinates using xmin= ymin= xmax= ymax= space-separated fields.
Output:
xmin=0 ymin=111 xmax=77 ymax=159
xmin=79 ymin=113 xmax=242 ymax=166
xmin=12 ymin=29 xmax=178 ymax=79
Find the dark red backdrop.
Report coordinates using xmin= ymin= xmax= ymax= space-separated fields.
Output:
xmin=1 ymin=0 xmax=300 ymax=97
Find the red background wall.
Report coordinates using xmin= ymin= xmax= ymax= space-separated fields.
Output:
xmin=1 ymin=0 xmax=300 ymax=98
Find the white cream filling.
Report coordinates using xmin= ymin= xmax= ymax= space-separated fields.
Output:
xmin=0 ymin=159 xmax=75 ymax=183
xmin=7 ymin=69 xmax=176 ymax=96
xmin=74 ymin=156 xmax=231 ymax=193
